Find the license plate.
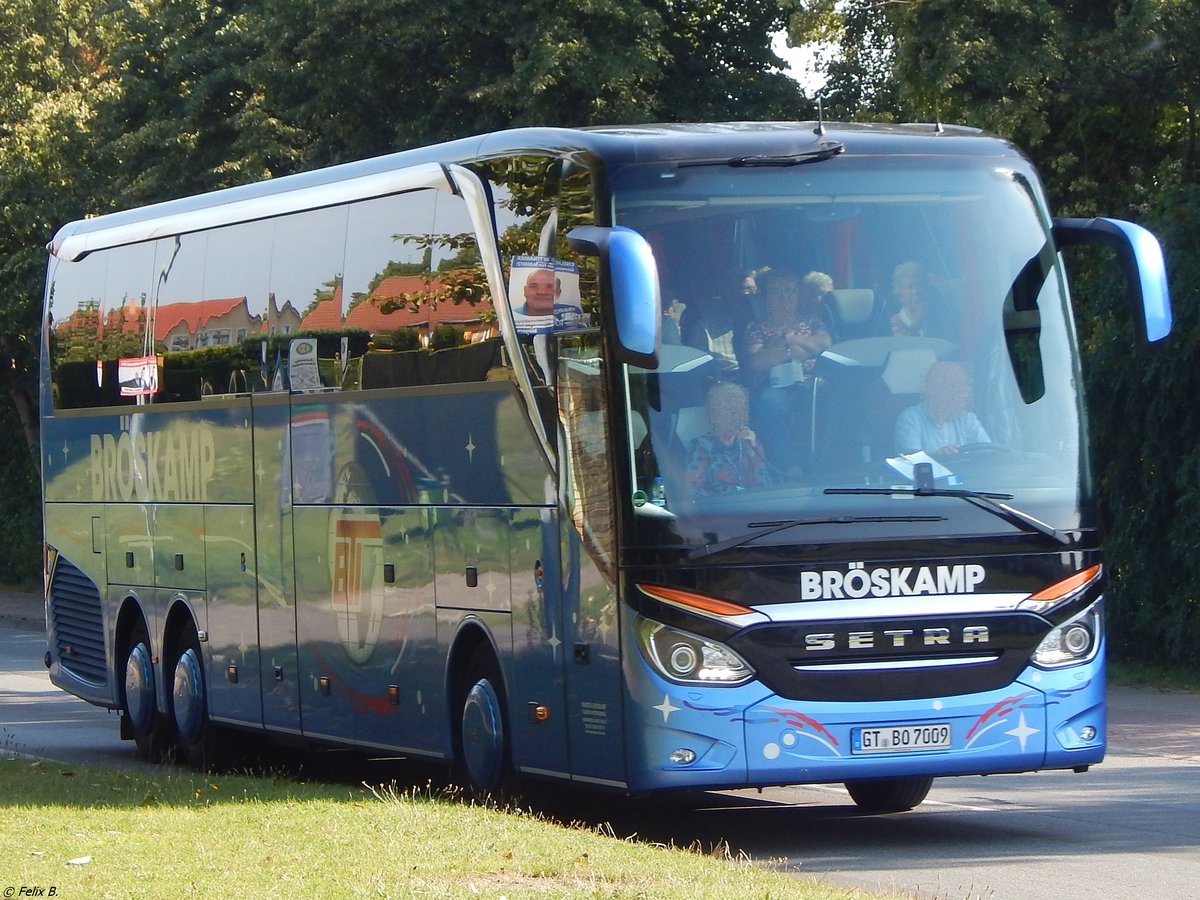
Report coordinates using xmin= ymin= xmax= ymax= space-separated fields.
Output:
xmin=852 ymin=722 xmax=951 ymax=754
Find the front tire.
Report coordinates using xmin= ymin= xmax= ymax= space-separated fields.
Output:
xmin=844 ymin=776 xmax=933 ymax=813
xmin=457 ymin=646 xmax=511 ymax=797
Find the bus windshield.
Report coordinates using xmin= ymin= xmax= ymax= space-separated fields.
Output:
xmin=613 ymin=153 xmax=1087 ymax=552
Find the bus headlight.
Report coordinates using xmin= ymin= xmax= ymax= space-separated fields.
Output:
xmin=635 ymin=618 xmax=754 ymax=686
xmin=1033 ymin=602 xmax=1101 ymax=669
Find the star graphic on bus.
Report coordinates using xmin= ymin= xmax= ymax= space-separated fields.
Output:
xmin=654 ymin=694 xmax=680 ymax=722
xmin=1005 ymin=712 xmax=1039 ymax=751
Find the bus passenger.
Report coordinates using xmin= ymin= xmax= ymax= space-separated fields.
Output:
xmin=687 ymin=383 xmax=771 ymax=494
xmin=894 ymin=361 xmax=990 ymax=458
xmin=744 ymin=268 xmax=832 ymax=476
xmin=887 ymin=261 xmax=952 ymax=340
xmin=678 ymin=268 xmax=758 ymax=367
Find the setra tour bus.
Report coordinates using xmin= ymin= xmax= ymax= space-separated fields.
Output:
xmin=40 ymin=123 xmax=1171 ymax=811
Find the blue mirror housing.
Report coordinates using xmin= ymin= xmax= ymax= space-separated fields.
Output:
xmin=566 ymin=225 xmax=660 ymax=367
xmin=1054 ymin=217 xmax=1172 ymax=345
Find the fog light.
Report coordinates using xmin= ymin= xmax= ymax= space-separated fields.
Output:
xmin=670 ymin=748 xmax=697 ymax=765
xmin=1080 ymin=725 xmax=1097 ymax=741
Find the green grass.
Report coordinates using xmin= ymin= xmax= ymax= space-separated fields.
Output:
xmin=0 ymin=756 xmax=875 ymax=899
xmin=1108 ymin=658 xmax=1200 ymax=693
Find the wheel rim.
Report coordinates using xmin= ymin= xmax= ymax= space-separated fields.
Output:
xmin=461 ymin=678 xmax=504 ymax=791
xmin=124 ymin=642 xmax=155 ymax=732
xmin=172 ymin=646 xmax=205 ymax=744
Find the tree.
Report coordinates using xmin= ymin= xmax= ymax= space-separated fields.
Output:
xmin=785 ymin=0 xmax=1200 ymax=667
xmin=244 ymin=0 xmax=809 ymax=169
xmin=783 ymin=0 xmax=905 ymax=119
xmin=91 ymin=0 xmax=302 ymax=204
xmin=653 ymin=0 xmax=811 ymax=121
xmin=244 ymin=0 xmax=666 ymax=166
xmin=0 ymin=0 xmax=120 ymax=582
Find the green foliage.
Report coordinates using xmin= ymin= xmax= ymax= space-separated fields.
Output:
xmin=5 ymin=0 xmax=1198 ymax=671
xmin=1080 ymin=184 xmax=1200 ymax=666
xmin=786 ymin=0 xmax=1200 ymax=668
xmin=0 ymin=398 xmax=40 ymax=584
xmin=784 ymin=0 xmax=904 ymax=118
xmin=92 ymin=0 xmax=301 ymax=203
xmin=430 ymin=324 xmax=465 ymax=351
xmin=373 ymin=329 xmax=423 ymax=352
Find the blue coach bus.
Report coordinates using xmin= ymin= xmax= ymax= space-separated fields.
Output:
xmin=40 ymin=122 xmax=1170 ymax=811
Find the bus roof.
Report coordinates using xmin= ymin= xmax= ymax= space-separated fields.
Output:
xmin=49 ymin=121 xmax=1020 ymax=261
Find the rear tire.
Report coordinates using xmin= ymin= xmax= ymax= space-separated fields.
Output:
xmin=456 ymin=646 xmax=511 ymax=797
xmin=121 ymin=620 xmax=169 ymax=761
xmin=169 ymin=626 xmax=219 ymax=770
xmin=844 ymin=776 xmax=933 ymax=813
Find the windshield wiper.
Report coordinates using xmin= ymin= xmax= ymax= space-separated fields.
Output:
xmin=824 ymin=485 xmax=1074 ymax=545
xmin=688 ymin=513 xmax=945 ymax=562
xmin=678 ymin=143 xmax=846 ymax=172
xmin=729 ymin=142 xmax=845 ymax=167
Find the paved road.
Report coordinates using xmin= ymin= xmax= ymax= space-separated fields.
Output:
xmin=3 ymin=596 xmax=1199 ymax=899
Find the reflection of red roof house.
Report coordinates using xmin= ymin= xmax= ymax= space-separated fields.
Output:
xmin=300 ymin=297 xmax=343 ymax=331
xmin=154 ymin=297 xmax=260 ymax=350
xmin=53 ymin=302 xmax=106 ymax=336
xmin=297 ymin=281 xmax=343 ymax=331
xmin=55 ymin=294 xmax=296 ymax=348
xmin=155 ymin=298 xmax=246 ymax=343
xmin=53 ymin=296 xmax=144 ymax=338
xmin=302 ymin=274 xmax=495 ymax=338
xmin=268 ymin=292 xmax=303 ymax=336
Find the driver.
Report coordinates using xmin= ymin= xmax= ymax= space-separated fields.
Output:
xmin=894 ymin=361 xmax=990 ymax=458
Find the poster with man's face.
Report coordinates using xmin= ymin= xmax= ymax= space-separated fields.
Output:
xmin=509 ymin=255 xmax=586 ymax=335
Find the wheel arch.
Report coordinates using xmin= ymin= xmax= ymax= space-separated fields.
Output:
xmin=447 ymin=619 xmax=504 ymax=705
xmin=114 ymin=593 xmax=153 ymax=704
xmin=162 ymin=593 xmax=201 ymax=650
xmin=445 ymin=618 xmax=506 ymax=757
xmin=156 ymin=594 xmax=203 ymax=720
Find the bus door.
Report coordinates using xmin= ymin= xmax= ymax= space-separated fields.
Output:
xmin=556 ymin=332 xmax=627 ymax=788
xmin=253 ymin=392 xmax=303 ymax=735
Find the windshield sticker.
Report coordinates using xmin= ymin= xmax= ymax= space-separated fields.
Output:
xmin=509 ymin=256 xmax=586 ymax=334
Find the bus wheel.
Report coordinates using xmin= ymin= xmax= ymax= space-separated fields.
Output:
xmin=844 ymin=776 xmax=933 ymax=813
xmin=121 ymin=621 xmax=169 ymax=761
xmin=170 ymin=626 xmax=215 ymax=770
xmin=457 ymin=647 xmax=511 ymax=797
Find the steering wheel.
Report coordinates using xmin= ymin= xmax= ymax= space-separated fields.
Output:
xmin=953 ymin=442 xmax=1010 ymax=456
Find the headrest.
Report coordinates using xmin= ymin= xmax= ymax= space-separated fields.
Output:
xmin=881 ymin=348 xmax=939 ymax=394
xmin=830 ymin=288 xmax=875 ymax=324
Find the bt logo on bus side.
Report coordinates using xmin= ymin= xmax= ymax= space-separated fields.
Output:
xmin=800 ymin=563 xmax=986 ymax=600
xmin=330 ymin=510 xmax=384 ymax=664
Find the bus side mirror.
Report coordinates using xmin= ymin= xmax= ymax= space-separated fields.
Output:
xmin=566 ymin=225 xmax=660 ymax=368
xmin=1053 ymin=217 xmax=1172 ymax=346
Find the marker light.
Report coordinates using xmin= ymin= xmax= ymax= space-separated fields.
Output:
xmin=638 ymin=584 xmax=756 ymax=619
xmin=1023 ymin=564 xmax=1102 ymax=611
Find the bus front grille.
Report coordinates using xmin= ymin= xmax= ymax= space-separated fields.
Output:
xmin=49 ymin=557 xmax=107 ymax=686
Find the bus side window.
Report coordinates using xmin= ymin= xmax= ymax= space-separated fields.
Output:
xmin=346 ymin=190 xmax=503 ymax=390
xmin=47 ymin=243 xmax=161 ymax=410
